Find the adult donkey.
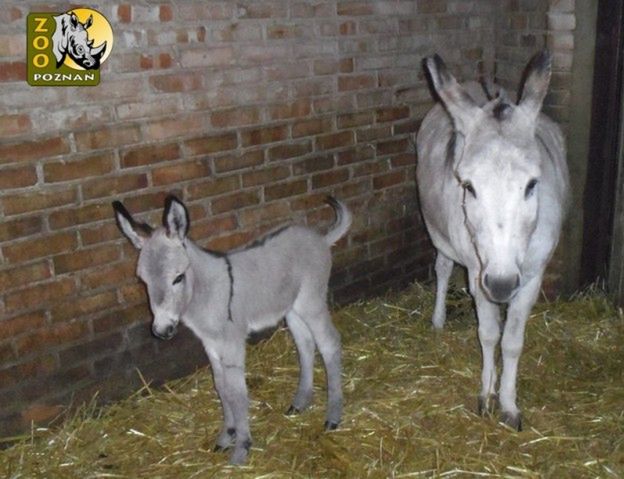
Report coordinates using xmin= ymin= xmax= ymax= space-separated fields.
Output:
xmin=417 ymin=51 xmax=569 ymax=430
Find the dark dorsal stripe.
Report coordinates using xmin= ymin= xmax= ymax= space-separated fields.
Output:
xmin=224 ymin=255 xmax=234 ymax=322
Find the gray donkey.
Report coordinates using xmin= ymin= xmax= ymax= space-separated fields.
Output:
xmin=113 ymin=195 xmax=351 ymax=464
xmin=417 ymin=51 xmax=569 ymax=430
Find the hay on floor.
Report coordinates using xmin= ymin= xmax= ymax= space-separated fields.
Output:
xmin=1 ymin=283 xmax=623 ymax=478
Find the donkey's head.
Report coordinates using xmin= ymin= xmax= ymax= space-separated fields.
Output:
xmin=113 ymin=196 xmax=193 ymax=340
xmin=425 ymin=51 xmax=552 ymax=303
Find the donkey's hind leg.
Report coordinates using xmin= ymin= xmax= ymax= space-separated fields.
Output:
xmin=432 ymin=251 xmax=454 ymax=329
xmin=298 ymin=305 xmax=342 ymax=430
xmin=285 ymin=310 xmax=316 ymax=414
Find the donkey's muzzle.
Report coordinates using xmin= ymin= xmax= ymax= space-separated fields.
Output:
xmin=152 ymin=323 xmax=178 ymax=340
xmin=483 ymin=274 xmax=520 ymax=303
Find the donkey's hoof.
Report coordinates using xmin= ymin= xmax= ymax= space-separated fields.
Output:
xmin=500 ymin=411 xmax=522 ymax=431
xmin=324 ymin=420 xmax=339 ymax=431
xmin=286 ymin=405 xmax=301 ymax=416
xmin=477 ymin=394 xmax=499 ymax=416
xmin=228 ymin=440 xmax=252 ymax=465
xmin=214 ymin=428 xmax=236 ymax=452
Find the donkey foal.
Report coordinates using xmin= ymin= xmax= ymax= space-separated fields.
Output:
xmin=113 ymin=196 xmax=351 ymax=465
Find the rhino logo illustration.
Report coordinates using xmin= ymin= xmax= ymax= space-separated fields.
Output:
xmin=52 ymin=12 xmax=107 ymax=70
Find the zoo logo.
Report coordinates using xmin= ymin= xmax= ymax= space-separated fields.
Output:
xmin=27 ymin=8 xmax=113 ymax=86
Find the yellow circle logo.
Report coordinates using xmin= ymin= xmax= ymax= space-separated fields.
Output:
xmin=53 ymin=8 xmax=113 ymax=71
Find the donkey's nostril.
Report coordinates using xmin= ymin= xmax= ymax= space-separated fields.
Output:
xmin=165 ymin=325 xmax=175 ymax=337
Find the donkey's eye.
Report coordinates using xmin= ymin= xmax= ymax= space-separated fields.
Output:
xmin=525 ymin=178 xmax=538 ymax=198
xmin=172 ymin=273 xmax=185 ymax=285
xmin=462 ymin=181 xmax=476 ymax=198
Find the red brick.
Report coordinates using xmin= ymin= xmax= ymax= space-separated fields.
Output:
xmin=268 ymin=100 xmax=311 ymax=120
xmin=377 ymin=138 xmax=409 ymax=156
xmin=80 ymin=222 xmax=124 ymax=246
xmin=292 ymin=118 xmax=333 ymax=138
xmin=49 ymin=203 xmax=113 ymax=230
xmin=0 ymin=311 xmax=46 ymax=338
xmin=373 ymin=170 xmax=407 ymax=190
xmin=0 ymin=61 xmax=26 ymax=82
xmin=117 ymin=4 xmax=131 ymax=22
xmin=152 ymin=159 xmax=211 ymax=186
xmin=0 ymin=136 xmax=70 ymax=165
xmin=213 ymin=150 xmax=264 ymax=173
xmin=144 ymin=114 xmax=206 ymax=141
xmin=205 ymin=231 xmax=256 ymax=252
xmin=312 ymin=168 xmax=350 ymax=189
xmin=313 ymin=58 xmax=354 ymax=75
xmin=242 ymin=165 xmax=290 ymax=187
xmin=43 ymin=153 xmax=115 ymax=183
xmin=3 ymin=231 xmax=78 ymax=263
xmin=160 ymin=4 xmax=173 ymax=21
xmin=180 ymin=47 xmax=233 ymax=68
xmin=239 ymin=202 xmax=291 ymax=227
xmin=75 ymin=125 xmax=141 ymax=151
xmin=184 ymin=133 xmax=238 ymax=155
xmin=0 ymin=216 xmax=43 ymax=242
xmin=268 ymin=141 xmax=313 ymax=161
xmin=241 ymin=126 xmax=288 ymax=147
xmin=0 ymin=355 xmax=57 ymax=389
xmin=293 ymin=155 xmax=335 ymax=175
xmin=417 ymin=0 xmax=447 ymax=14
xmin=337 ymin=2 xmax=376 ymax=15
xmin=264 ymin=179 xmax=308 ymax=200
xmin=15 ymin=320 xmax=89 ymax=355
xmin=0 ymin=261 xmax=52 ymax=292
xmin=0 ymin=114 xmax=31 ymax=136
xmin=211 ymin=107 xmax=261 ymax=128
xmin=337 ymin=111 xmax=374 ymax=129
xmin=121 ymin=143 xmax=181 ymax=168
xmin=211 ymin=190 xmax=261 ymax=214
xmin=316 ymin=131 xmax=354 ymax=151
xmin=357 ymin=125 xmax=392 ymax=142
xmin=192 ymin=215 xmax=237 ymax=240
xmin=376 ymin=106 xmax=410 ymax=122
xmin=2 ymin=187 xmax=76 ymax=216
xmin=5 ymin=277 xmax=76 ymax=314
xmin=0 ymin=165 xmax=37 ymax=189
xmin=337 ymin=146 xmax=376 ymax=165
xmin=186 ymin=174 xmax=241 ymax=200
xmin=51 ymin=291 xmax=119 ymax=322
xmin=82 ymin=173 xmax=149 ymax=200
xmin=338 ymin=74 xmax=376 ymax=91
xmin=150 ymin=72 xmax=203 ymax=92
xmin=93 ymin=304 xmax=150 ymax=334
xmin=53 ymin=244 xmax=121 ymax=275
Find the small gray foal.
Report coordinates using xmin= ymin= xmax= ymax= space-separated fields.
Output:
xmin=113 ymin=195 xmax=351 ymax=465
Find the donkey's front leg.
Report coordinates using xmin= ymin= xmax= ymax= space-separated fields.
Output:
xmin=221 ymin=346 xmax=252 ymax=465
xmin=206 ymin=350 xmax=236 ymax=452
xmin=499 ymin=274 xmax=542 ymax=431
xmin=432 ymin=251 xmax=454 ymax=329
xmin=471 ymin=272 xmax=502 ymax=416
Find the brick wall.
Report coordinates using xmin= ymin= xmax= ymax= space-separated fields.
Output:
xmin=0 ymin=0 xmax=579 ymax=436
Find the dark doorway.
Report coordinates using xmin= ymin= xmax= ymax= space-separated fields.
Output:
xmin=580 ymin=0 xmax=624 ymax=296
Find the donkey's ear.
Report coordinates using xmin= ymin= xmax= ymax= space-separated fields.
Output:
xmin=423 ymin=54 xmax=481 ymax=133
xmin=517 ymin=50 xmax=551 ymax=123
xmin=163 ymin=195 xmax=189 ymax=241
xmin=112 ymin=201 xmax=152 ymax=250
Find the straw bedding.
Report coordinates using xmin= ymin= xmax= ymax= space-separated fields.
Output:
xmin=1 ymin=282 xmax=623 ymax=478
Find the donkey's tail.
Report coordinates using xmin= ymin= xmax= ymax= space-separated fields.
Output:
xmin=324 ymin=196 xmax=352 ymax=246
